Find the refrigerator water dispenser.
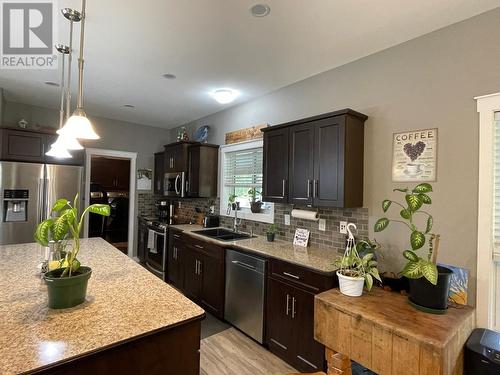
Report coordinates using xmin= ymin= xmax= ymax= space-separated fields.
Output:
xmin=3 ymin=190 xmax=29 ymax=222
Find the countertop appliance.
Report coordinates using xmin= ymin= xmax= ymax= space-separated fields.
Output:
xmin=225 ymin=249 xmax=267 ymax=343
xmin=164 ymin=172 xmax=186 ymax=197
xmin=203 ymin=214 xmax=219 ymax=228
xmin=145 ymin=219 xmax=168 ymax=280
xmin=0 ymin=161 xmax=83 ymax=245
xmin=155 ymin=199 xmax=171 ymax=222
xmin=465 ymin=328 xmax=500 ymax=374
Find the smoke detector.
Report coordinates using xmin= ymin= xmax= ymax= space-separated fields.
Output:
xmin=250 ymin=4 xmax=270 ymax=17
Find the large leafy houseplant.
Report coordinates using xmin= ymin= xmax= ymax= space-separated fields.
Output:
xmin=374 ymin=183 xmax=440 ymax=285
xmin=35 ymin=194 xmax=110 ymax=277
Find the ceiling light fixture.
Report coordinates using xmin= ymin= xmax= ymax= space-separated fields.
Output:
xmin=162 ymin=73 xmax=177 ymax=80
xmin=45 ymin=81 xmax=60 ymax=87
xmin=57 ymin=0 xmax=99 ymax=140
xmin=124 ymin=104 xmax=135 ymax=108
xmin=250 ymin=4 xmax=270 ymax=17
xmin=209 ymin=89 xmax=240 ymax=104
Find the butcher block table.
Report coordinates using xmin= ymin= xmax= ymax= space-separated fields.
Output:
xmin=314 ymin=288 xmax=475 ymax=375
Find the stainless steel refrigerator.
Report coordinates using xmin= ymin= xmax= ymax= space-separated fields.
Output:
xmin=0 ymin=161 xmax=83 ymax=245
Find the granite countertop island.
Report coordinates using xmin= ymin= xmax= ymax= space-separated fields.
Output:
xmin=0 ymin=238 xmax=205 ymax=375
xmin=170 ymin=224 xmax=339 ymax=275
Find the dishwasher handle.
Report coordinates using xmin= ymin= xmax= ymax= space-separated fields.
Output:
xmin=231 ymin=260 xmax=256 ymax=271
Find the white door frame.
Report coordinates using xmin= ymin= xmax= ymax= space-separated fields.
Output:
xmin=476 ymin=92 xmax=500 ymax=329
xmin=84 ymin=148 xmax=137 ymax=259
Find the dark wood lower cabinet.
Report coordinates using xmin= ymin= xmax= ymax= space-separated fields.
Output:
xmin=168 ymin=234 xmax=185 ymax=290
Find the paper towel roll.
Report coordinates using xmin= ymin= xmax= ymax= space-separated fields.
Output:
xmin=291 ymin=209 xmax=319 ymax=221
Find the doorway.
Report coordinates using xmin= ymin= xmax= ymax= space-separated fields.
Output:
xmin=84 ymin=149 xmax=137 ymax=258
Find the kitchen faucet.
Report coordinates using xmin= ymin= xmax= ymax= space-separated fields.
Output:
xmin=232 ymin=203 xmax=241 ymax=232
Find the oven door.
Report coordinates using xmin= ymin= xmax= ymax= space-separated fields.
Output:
xmin=145 ymin=228 xmax=167 ymax=278
xmin=163 ymin=172 xmax=185 ymax=197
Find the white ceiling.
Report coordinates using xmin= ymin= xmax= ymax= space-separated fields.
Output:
xmin=1 ymin=0 xmax=499 ymax=129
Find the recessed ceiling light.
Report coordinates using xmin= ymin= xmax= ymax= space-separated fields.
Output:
xmin=123 ymin=104 xmax=135 ymax=108
xmin=209 ymin=89 xmax=240 ymax=104
xmin=162 ymin=73 xmax=176 ymax=80
xmin=250 ymin=4 xmax=270 ymax=17
xmin=45 ymin=81 xmax=59 ymax=87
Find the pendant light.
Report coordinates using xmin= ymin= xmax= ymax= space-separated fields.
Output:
xmin=57 ymin=0 xmax=99 ymax=140
xmin=46 ymin=44 xmax=73 ymax=159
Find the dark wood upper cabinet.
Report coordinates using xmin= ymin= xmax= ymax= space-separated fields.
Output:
xmin=0 ymin=128 xmax=83 ymax=165
xmin=261 ymin=109 xmax=367 ymax=208
xmin=288 ymin=123 xmax=315 ymax=206
xmin=154 ymin=152 xmax=164 ymax=195
xmin=90 ymin=157 xmax=130 ymax=191
xmin=262 ymin=128 xmax=289 ymax=203
xmin=186 ymin=144 xmax=218 ymax=198
xmin=164 ymin=142 xmax=191 ymax=173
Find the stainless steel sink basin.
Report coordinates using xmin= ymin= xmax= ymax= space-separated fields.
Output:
xmin=192 ymin=228 xmax=254 ymax=241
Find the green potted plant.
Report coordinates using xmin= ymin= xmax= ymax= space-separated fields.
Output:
xmin=374 ymin=183 xmax=452 ymax=313
xmin=334 ymin=224 xmax=381 ymax=296
xmin=228 ymin=194 xmax=240 ymax=211
xmin=34 ymin=195 xmax=110 ymax=309
xmin=266 ymin=224 xmax=278 ymax=242
xmin=248 ymin=187 xmax=262 ymax=213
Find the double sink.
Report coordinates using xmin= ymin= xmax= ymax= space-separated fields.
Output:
xmin=192 ymin=228 xmax=254 ymax=241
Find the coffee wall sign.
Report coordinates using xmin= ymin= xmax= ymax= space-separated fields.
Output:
xmin=392 ymin=128 xmax=437 ymax=182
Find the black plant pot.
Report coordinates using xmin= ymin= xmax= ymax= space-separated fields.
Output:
xmin=267 ymin=233 xmax=275 ymax=242
xmin=408 ymin=265 xmax=453 ymax=313
xmin=250 ymin=201 xmax=262 ymax=213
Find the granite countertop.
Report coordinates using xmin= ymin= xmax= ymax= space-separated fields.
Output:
xmin=170 ymin=224 xmax=339 ymax=274
xmin=0 ymin=238 xmax=204 ymax=375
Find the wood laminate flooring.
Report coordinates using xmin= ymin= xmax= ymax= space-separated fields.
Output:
xmin=200 ymin=328 xmax=296 ymax=375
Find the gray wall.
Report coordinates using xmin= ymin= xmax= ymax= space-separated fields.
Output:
xmin=172 ymin=8 xmax=500 ymax=303
xmin=2 ymin=101 xmax=171 ymax=169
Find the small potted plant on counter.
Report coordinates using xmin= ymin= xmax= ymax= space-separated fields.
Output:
xmin=266 ymin=224 xmax=278 ymax=242
xmin=334 ymin=223 xmax=381 ymax=297
xmin=248 ymin=188 xmax=262 ymax=213
xmin=374 ymin=183 xmax=452 ymax=313
xmin=34 ymin=195 xmax=110 ymax=309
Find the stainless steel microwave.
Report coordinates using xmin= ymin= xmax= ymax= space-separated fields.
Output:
xmin=164 ymin=172 xmax=186 ymax=197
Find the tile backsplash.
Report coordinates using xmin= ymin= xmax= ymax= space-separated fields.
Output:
xmin=170 ymin=198 xmax=368 ymax=253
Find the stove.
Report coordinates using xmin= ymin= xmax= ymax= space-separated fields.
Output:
xmin=143 ymin=217 xmax=169 ymax=279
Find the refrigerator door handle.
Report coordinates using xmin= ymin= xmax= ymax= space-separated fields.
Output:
xmin=37 ymin=178 xmax=44 ymax=223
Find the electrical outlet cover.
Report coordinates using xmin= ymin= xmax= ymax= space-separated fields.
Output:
xmin=340 ymin=221 xmax=348 ymax=234
xmin=319 ymin=219 xmax=326 ymax=231
xmin=284 ymin=214 xmax=291 ymax=226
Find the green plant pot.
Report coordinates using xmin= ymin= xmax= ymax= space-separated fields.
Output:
xmin=267 ymin=233 xmax=275 ymax=242
xmin=250 ymin=201 xmax=262 ymax=213
xmin=44 ymin=266 xmax=92 ymax=309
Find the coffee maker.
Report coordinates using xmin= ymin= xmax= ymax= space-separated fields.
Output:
xmin=155 ymin=199 xmax=171 ymax=223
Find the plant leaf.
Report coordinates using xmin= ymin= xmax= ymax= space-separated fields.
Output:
xmin=374 ymin=218 xmax=389 ymax=232
xmin=365 ymin=273 xmax=373 ymax=291
xmin=34 ymin=219 xmax=54 ymax=246
xmin=406 ymin=194 xmax=423 ymax=212
xmin=401 ymin=260 xmax=423 ymax=279
xmin=426 ymin=216 xmax=433 ymax=234
xmin=382 ymin=200 xmax=391 ymax=212
xmin=410 ymin=231 xmax=426 ymax=250
xmin=421 ymin=261 xmax=438 ymax=285
xmin=52 ymin=199 xmax=69 ymax=212
xmin=419 ymin=193 xmax=432 ymax=204
xmin=370 ymin=267 xmax=382 ymax=282
xmin=403 ymin=250 xmax=419 ymax=262
xmin=52 ymin=214 xmax=70 ymax=241
xmin=393 ymin=188 xmax=408 ymax=193
xmin=88 ymin=204 xmax=111 ymax=216
xmin=400 ymin=208 xmax=411 ymax=219
xmin=413 ymin=183 xmax=433 ymax=193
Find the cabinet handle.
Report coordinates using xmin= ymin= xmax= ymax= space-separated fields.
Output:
xmin=172 ymin=157 xmax=175 ymax=169
xmin=270 ymin=338 xmax=287 ymax=350
xmin=198 ymin=260 xmax=202 ymax=275
xmin=283 ymin=271 xmax=300 ymax=280
xmin=307 ymin=179 xmax=311 ymax=198
xmin=173 ymin=234 xmax=181 ymax=239
xmin=313 ymin=180 xmax=318 ymax=198
xmin=194 ymin=244 xmax=204 ymax=250
xmin=186 ymin=180 xmax=189 ymax=193
xmin=292 ymin=297 xmax=296 ymax=318
xmin=297 ymin=355 xmax=317 ymax=370
xmin=195 ymin=260 xmax=198 ymax=275
xmin=286 ymin=294 xmax=290 ymax=316
xmin=282 ymin=179 xmax=286 ymax=197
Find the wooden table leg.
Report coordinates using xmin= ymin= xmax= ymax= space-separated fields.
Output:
xmin=325 ymin=348 xmax=352 ymax=375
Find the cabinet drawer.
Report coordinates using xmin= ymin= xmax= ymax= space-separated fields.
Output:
xmin=269 ymin=259 xmax=334 ymax=293
xmin=185 ymin=236 xmax=224 ymax=260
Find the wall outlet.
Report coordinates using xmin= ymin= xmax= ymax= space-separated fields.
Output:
xmin=284 ymin=214 xmax=291 ymax=226
xmin=319 ymin=219 xmax=326 ymax=231
xmin=339 ymin=221 xmax=348 ymax=234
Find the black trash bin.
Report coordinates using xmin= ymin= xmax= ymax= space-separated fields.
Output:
xmin=465 ymin=328 xmax=500 ymax=374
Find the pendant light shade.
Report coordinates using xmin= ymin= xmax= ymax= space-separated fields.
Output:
xmin=51 ymin=134 xmax=84 ymax=150
xmin=46 ymin=144 xmax=73 ymax=159
xmin=58 ymin=108 xmax=99 ymax=140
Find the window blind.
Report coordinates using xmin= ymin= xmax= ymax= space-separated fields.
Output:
xmin=494 ymin=111 xmax=500 ymax=253
xmin=224 ymin=147 xmax=263 ymax=188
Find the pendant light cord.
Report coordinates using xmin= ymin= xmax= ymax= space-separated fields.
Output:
xmin=66 ymin=21 xmax=73 ymax=120
xmin=58 ymin=53 xmax=66 ymax=129
xmin=76 ymin=0 xmax=86 ymax=110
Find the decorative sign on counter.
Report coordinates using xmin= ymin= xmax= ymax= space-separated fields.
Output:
xmin=392 ymin=128 xmax=437 ymax=182
xmin=293 ymin=228 xmax=310 ymax=247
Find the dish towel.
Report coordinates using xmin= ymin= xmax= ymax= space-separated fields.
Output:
xmin=147 ymin=230 xmax=157 ymax=253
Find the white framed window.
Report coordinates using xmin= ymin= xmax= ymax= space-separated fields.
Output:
xmin=219 ymin=139 xmax=274 ymax=223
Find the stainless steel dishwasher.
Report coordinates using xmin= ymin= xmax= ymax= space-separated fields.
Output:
xmin=225 ymin=249 xmax=267 ymax=343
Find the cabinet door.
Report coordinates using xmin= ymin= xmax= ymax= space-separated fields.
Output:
xmin=288 ymin=124 xmax=314 ymax=206
xmin=154 ymin=152 xmax=164 ymax=194
xmin=137 ymin=223 xmax=147 ymax=263
xmin=113 ymin=158 xmax=130 ymax=190
xmin=262 ymin=128 xmax=289 ymax=203
xmin=200 ymin=252 xmax=224 ymax=318
xmin=183 ymin=246 xmax=202 ymax=300
xmin=313 ymin=117 xmax=345 ymax=207
xmin=165 ymin=144 xmax=189 ymax=173
xmin=291 ymin=287 xmax=325 ymax=373
xmin=168 ymin=237 xmax=185 ymax=290
xmin=266 ymin=278 xmax=295 ymax=363
xmin=186 ymin=146 xmax=200 ymax=197
xmin=1 ymin=129 xmax=45 ymax=162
